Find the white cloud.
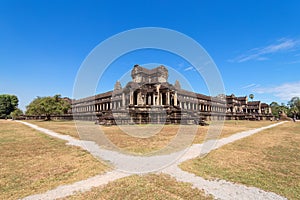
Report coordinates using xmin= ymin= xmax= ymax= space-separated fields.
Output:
xmin=184 ymin=66 xmax=195 ymax=71
xmin=230 ymin=38 xmax=300 ymax=63
xmin=253 ymin=81 xmax=300 ymax=101
xmin=241 ymin=83 xmax=260 ymax=89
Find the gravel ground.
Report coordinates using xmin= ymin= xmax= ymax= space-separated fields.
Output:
xmin=22 ymin=170 xmax=128 ymax=200
xmin=162 ymin=165 xmax=286 ymax=200
xmin=19 ymin=121 xmax=287 ymax=200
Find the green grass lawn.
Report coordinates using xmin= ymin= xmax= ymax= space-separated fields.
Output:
xmin=180 ymin=121 xmax=300 ymax=199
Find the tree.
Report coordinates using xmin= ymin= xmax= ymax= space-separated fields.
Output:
xmin=26 ymin=94 xmax=71 ymax=120
xmin=249 ymin=94 xmax=254 ymax=101
xmin=0 ymin=94 xmax=19 ymax=118
xmin=11 ymin=108 xmax=23 ymax=120
xmin=270 ymin=101 xmax=289 ymax=119
xmin=270 ymin=102 xmax=280 ymax=118
xmin=287 ymin=97 xmax=300 ymax=118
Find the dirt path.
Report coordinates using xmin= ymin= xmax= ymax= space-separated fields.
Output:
xmin=22 ymin=171 xmax=128 ymax=200
xmin=162 ymin=165 xmax=285 ymax=200
xmin=19 ymin=121 xmax=287 ymax=200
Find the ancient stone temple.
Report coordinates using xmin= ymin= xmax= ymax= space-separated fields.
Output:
xmin=71 ymin=65 xmax=273 ymax=124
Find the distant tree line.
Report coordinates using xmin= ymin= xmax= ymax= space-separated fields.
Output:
xmin=0 ymin=94 xmax=23 ymax=119
xmin=270 ymin=97 xmax=300 ymax=119
xmin=26 ymin=94 xmax=71 ymax=120
xmin=1 ymin=93 xmax=299 ymax=121
xmin=0 ymin=94 xmax=71 ymax=120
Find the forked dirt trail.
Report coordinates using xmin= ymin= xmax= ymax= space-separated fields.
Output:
xmin=19 ymin=121 xmax=287 ymax=200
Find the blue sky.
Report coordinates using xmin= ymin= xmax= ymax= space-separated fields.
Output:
xmin=1 ymin=0 xmax=300 ymax=110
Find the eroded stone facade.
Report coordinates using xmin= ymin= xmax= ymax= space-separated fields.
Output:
xmin=72 ymin=65 xmax=273 ymax=124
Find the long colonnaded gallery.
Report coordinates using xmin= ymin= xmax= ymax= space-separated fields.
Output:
xmin=71 ymin=65 xmax=273 ymax=125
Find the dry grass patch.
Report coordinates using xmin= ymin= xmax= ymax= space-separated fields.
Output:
xmin=0 ymin=120 xmax=109 ymax=200
xmin=180 ymin=122 xmax=300 ymax=199
xmin=63 ymin=173 xmax=212 ymax=200
xmin=99 ymin=125 xmax=190 ymax=154
xmin=102 ymin=121 xmax=275 ymax=154
xmin=201 ymin=120 xmax=276 ymax=141
xmin=28 ymin=120 xmax=275 ymax=155
xmin=29 ymin=120 xmax=79 ymax=138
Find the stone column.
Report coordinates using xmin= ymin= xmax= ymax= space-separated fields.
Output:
xmin=174 ymin=92 xmax=178 ymax=106
xmin=156 ymin=84 xmax=160 ymax=106
xmin=160 ymin=93 xmax=162 ymax=105
xmin=130 ymin=91 xmax=133 ymax=105
xmin=166 ymin=91 xmax=170 ymax=105
xmin=153 ymin=93 xmax=155 ymax=105
xmin=122 ymin=92 xmax=125 ymax=107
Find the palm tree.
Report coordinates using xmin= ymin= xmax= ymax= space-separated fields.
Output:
xmin=249 ymin=94 xmax=254 ymax=101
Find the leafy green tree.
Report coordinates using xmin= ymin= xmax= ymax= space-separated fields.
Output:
xmin=287 ymin=97 xmax=300 ymax=118
xmin=270 ymin=102 xmax=280 ymax=118
xmin=270 ymin=102 xmax=289 ymax=119
xmin=26 ymin=94 xmax=71 ymax=120
xmin=0 ymin=94 xmax=19 ymax=118
xmin=11 ymin=108 xmax=23 ymax=120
